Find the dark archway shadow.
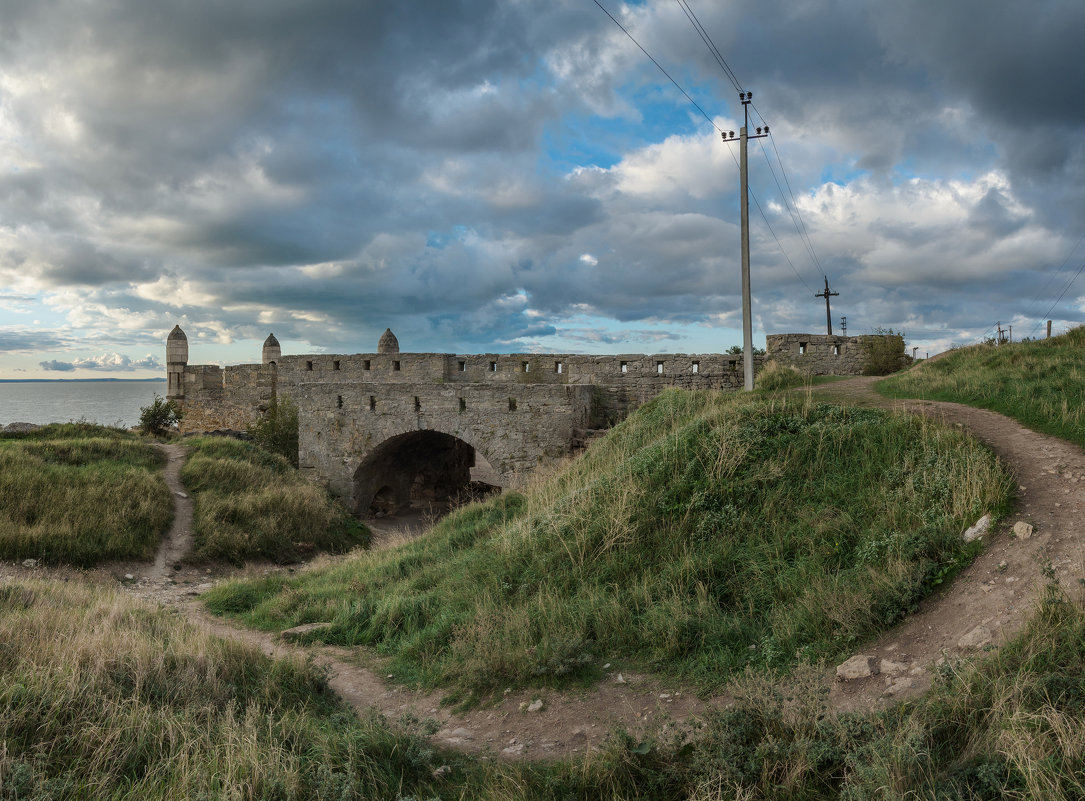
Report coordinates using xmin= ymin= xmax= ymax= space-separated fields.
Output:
xmin=354 ymin=430 xmax=503 ymax=525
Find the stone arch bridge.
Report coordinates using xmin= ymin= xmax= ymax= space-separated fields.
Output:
xmin=167 ymin=327 xmax=869 ymax=516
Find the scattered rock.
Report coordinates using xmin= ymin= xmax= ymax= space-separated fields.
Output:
xmin=502 ymin=743 xmax=525 ymax=755
xmin=836 ymin=655 xmax=879 ymax=681
xmin=962 ymin=514 xmax=991 ymax=543
xmin=432 ymin=765 xmax=452 ymax=780
xmin=124 ymin=573 xmax=135 ymax=581
xmin=280 ymin=622 xmax=332 ymax=642
xmin=1012 ymin=521 xmax=1034 ymax=539
xmin=958 ymin=625 xmax=993 ymax=650
xmin=174 ymin=491 xmax=188 ymax=499
xmin=883 ymin=677 xmax=914 ymax=696
xmin=614 ymin=673 xmax=627 ymax=684
xmin=879 ymin=659 xmax=907 ymax=676
xmin=21 ymin=559 xmax=38 ymax=568
xmin=526 ymin=699 xmax=544 ymax=713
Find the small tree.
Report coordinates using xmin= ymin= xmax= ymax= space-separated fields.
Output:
xmin=861 ymin=329 xmax=906 ymax=375
xmin=139 ymin=394 xmax=183 ymax=436
xmin=247 ymin=397 xmax=299 ymax=467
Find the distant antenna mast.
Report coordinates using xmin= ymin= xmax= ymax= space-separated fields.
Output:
xmin=840 ymin=315 xmax=847 ymax=336
xmin=723 ymin=91 xmax=768 ymax=390
xmin=815 ymin=276 xmax=839 ymax=335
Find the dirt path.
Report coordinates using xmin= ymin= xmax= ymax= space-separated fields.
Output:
xmin=3 ymin=386 xmax=1083 ymax=760
xmin=809 ymin=376 xmax=1085 ymax=709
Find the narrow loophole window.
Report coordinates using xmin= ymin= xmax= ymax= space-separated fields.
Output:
xmin=555 ymin=361 xmax=563 ymax=374
xmin=522 ymin=361 xmax=530 ymax=373
xmin=363 ymin=360 xmax=371 ymax=370
xmin=490 ymin=361 xmax=498 ymax=373
xmin=306 ymin=360 xmax=313 ymax=371
xmin=799 ymin=342 xmax=808 ymax=355
xmin=833 ymin=344 xmax=840 ymax=356
xmin=620 ymin=361 xmax=628 ymax=374
xmin=692 ymin=361 xmax=700 ymax=373
xmin=458 ymin=360 xmax=466 ymax=372
xmin=369 ymin=395 xmax=376 ymax=411
xmin=414 ymin=396 xmax=421 ymax=412
xmin=336 ymin=395 xmax=343 ymax=409
xmin=508 ymin=397 xmax=517 ymax=412
xmin=656 ymin=361 xmax=664 ymax=374
xmin=393 ymin=361 xmax=401 ymax=371
xmin=459 ymin=398 xmax=466 ymax=412
xmin=333 ymin=360 xmax=340 ymax=371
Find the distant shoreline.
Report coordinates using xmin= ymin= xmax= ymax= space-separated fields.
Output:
xmin=0 ymin=378 xmax=166 ymax=384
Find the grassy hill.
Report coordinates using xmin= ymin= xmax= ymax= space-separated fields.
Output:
xmin=878 ymin=325 xmax=1085 ymax=447
xmin=206 ymin=390 xmax=1011 ymax=697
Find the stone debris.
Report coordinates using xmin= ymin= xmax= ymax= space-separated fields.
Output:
xmin=962 ymin=514 xmax=991 ymax=543
xmin=1012 ymin=521 xmax=1034 ymax=539
xmin=280 ymin=622 xmax=332 ymax=642
xmin=2 ymin=423 xmax=40 ymax=434
xmin=21 ymin=559 xmax=38 ymax=568
xmin=836 ymin=655 xmax=879 ymax=681
xmin=431 ymin=765 xmax=452 ymax=780
xmin=614 ymin=672 xmax=627 ymax=684
xmin=958 ymin=624 xmax=993 ymax=650
xmin=879 ymin=659 xmax=907 ymax=676
xmin=525 ymin=699 xmax=544 ymax=713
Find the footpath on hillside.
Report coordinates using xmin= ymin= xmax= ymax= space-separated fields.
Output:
xmin=3 ymin=378 xmax=1084 ymax=761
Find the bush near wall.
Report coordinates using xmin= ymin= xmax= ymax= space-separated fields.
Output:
xmin=862 ymin=329 xmax=906 ymax=375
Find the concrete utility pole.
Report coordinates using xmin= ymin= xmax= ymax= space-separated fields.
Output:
xmin=815 ymin=276 xmax=839 ymax=335
xmin=1047 ymin=320 xmax=1053 ymax=339
xmin=724 ymin=91 xmax=768 ymax=390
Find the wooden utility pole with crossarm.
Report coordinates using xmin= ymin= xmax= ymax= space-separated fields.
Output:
xmin=815 ymin=276 xmax=839 ymax=335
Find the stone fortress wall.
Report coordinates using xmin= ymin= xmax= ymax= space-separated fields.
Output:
xmin=166 ymin=326 xmax=880 ymax=514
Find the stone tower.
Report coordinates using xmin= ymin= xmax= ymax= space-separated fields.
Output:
xmin=378 ymin=328 xmax=399 ymax=354
xmin=166 ymin=325 xmax=188 ymax=399
xmin=262 ymin=333 xmax=281 ymax=365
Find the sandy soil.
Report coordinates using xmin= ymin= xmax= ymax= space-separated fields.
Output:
xmin=3 ymin=378 xmax=1083 ymax=761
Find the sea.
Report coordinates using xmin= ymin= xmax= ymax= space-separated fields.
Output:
xmin=0 ymin=380 xmax=168 ymax=429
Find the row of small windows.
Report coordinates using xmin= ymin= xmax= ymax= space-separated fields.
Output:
xmin=333 ymin=395 xmax=520 ymax=412
xmin=797 ymin=343 xmax=842 ymax=356
xmin=306 ymin=359 xmax=400 ymax=371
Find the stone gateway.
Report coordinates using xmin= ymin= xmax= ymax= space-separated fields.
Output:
xmin=167 ymin=328 xmax=877 ymax=515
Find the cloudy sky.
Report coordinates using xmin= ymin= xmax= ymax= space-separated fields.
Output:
xmin=1 ymin=0 xmax=1083 ymax=378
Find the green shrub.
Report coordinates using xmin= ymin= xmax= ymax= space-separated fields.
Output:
xmin=756 ymin=360 xmax=808 ymax=391
xmin=138 ymin=394 xmax=183 ymax=436
xmin=861 ymin=329 xmax=906 ymax=375
xmin=247 ymin=397 xmax=299 ymax=467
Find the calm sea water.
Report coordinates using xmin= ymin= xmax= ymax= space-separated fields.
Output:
xmin=0 ymin=380 xmax=168 ymax=429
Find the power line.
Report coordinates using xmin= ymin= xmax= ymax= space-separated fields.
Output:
xmin=590 ymin=0 xmax=722 ymax=134
xmin=1025 ymin=231 xmax=1085 ymax=338
xmin=673 ymin=0 xmax=743 ymax=94
xmin=1031 ymin=255 xmax=1085 ymax=338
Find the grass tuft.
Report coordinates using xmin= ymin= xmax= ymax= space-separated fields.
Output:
xmin=0 ymin=424 xmax=171 ymax=565
xmin=181 ymin=436 xmax=369 ymax=564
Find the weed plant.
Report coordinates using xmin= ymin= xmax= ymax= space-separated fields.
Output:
xmin=878 ymin=325 xmax=1085 ymax=447
xmin=0 ymin=424 xmax=171 ymax=565
xmin=207 ymin=390 xmax=1011 ymax=696
xmin=181 ymin=436 xmax=369 ymax=563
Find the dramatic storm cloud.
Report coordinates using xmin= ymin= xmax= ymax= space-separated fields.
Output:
xmin=1 ymin=0 xmax=1082 ymax=376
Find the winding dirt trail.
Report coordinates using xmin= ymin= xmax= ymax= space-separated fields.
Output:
xmin=3 ymin=381 xmax=1082 ymax=761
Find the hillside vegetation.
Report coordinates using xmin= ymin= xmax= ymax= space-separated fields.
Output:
xmin=207 ymin=390 xmax=1012 ymax=697
xmin=181 ymin=436 xmax=369 ymax=564
xmin=0 ymin=423 xmax=171 ymax=565
xmin=879 ymin=325 xmax=1085 ymax=447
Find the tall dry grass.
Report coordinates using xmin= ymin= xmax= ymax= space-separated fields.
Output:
xmin=0 ymin=425 xmax=171 ymax=565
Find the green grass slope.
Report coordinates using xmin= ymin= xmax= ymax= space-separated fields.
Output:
xmin=181 ymin=437 xmax=370 ymax=564
xmin=0 ymin=424 xmax=172 ymax=565
xmin=207 ymin=390 xmax=1011 ymax=696
xmin=878 ymin=325 xmax=1085 ymax=447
